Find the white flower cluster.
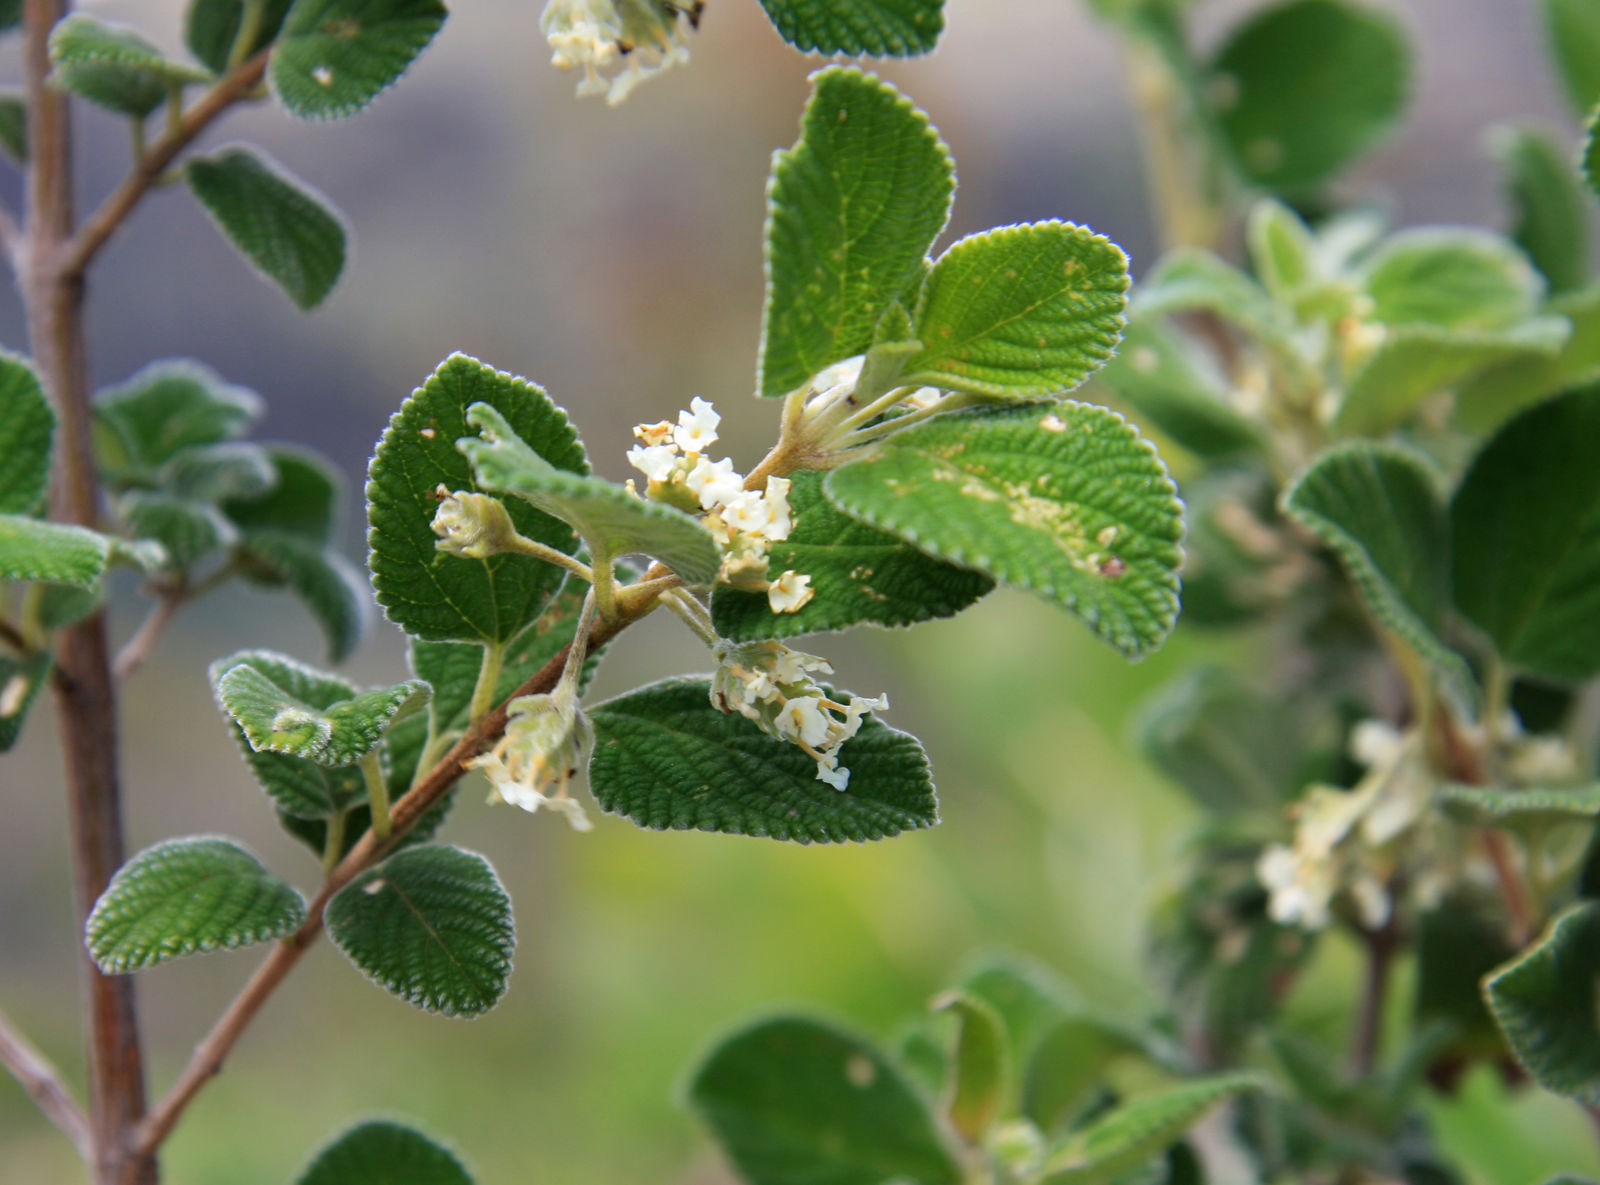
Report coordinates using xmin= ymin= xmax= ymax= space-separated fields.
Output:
xmin=710 ymin=640 xmax=888 ymax=791
xmin=469 ymin=687 xmax=594 ymax=831
xmin=540 ymin=0 xmax=699 ymax=106
xmin=627 ymin=397 xmax=815 ymax=614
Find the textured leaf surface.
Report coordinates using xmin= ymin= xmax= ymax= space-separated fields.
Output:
xmin=824 ymin=404 xmax=1184 ymax=658
xmin=1457 ymin=283 xmax=1600 ymax=434
xmin=162 ymin=441 xmax=276 ymax=502
xmin=187 ymin=145 xmax=347 ymax=310
xmin=1437 ymin=784 xmax=1600 ymax=827
xmin=85 ymin=837 xmax=305 ymax=972
xmin=903 ymin=223 xmax=1128 ymax=399
xmin=1208 ymin=0 xmax=1409 ymax=192
xmin=188 ymin=0 xmax=295 ymax=73
xmin=1284 ymin=443 xmax=1472 ymax=697
xmin=296 ymin=1120 xmax=473 ymax=1185
xmin=0 ymin=352 xmax=51 ymax=514
xmin=589 ymin=677 xmax=937 ymax=843
xmin=48 ymin=15 xmax=210 ymax=117
xmin=689 ymin=1016 xmax=960 ymax=1185
xmin=224 ymin=445 xmax=340 ymax=543
xmin=1360 ymin=229 xmax=1545 ymax=331
xmin=93 ymin=360 xmax=261 ymax=481
xmin=118 ymin=491 xmax=234 ymax=570
xmin=271 ymin=0 xmax=447 ymax=120
xmin=754 ymin=0 xmax=944 ymax=56
xmin=1451 ymin=386 xmax=1600 ymax=679
xmin=233 ymin=728 xmax=368 ymax=820
xmin=1545 ymin=0 xmax=1600 ymax=116
xmin=1486 ymin=902 xmax=1600 ymax=1103
xmin=934 ymin=991 xmax=1008 ymax=1145
xmin=711 ymin=470 xmax=992 ymax=640
xmin=0 ymin=652 xmax=51 ymax=753
xmin=236 ymin=530 xmax=368 ymax=662
xmin=459 ymin=403 xmax=719 ymax=584
xmin=759 ymin=68 xmax=952 ymax=398
xmin=0 ymin=515 xmax=110 ymax=586
xmin=326 ymin=844 xmax=514 ymax=1017
xmin=217 ymin=657 xmax=426 ymax=766
xmin=1491 ymin=124 xmax=1588 ymax=295
xmin=368 ymin=354 xmax=586 ymax=644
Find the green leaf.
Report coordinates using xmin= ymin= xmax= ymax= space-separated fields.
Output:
xmin=1544 ymin=0 xmax=1600 ymax=116
xmin=458 ymin=402 xmax=720 ymax=584
xmin=0 ymin=352 xmax=52 ymax=515
xmin=1451 ymin=385 xmax=1600 ymax=680
xmin=1490 ymin=125 xmax=1589 ymax=295
xmin=186 ymin=145 xmax=348 ymax=311
xmin=1437 ymin=783 xmax=1600 ymax=827
xmin=213 ymin=649 xmax=426 ymax=765
xmin=0 ymin=652 xmax=51 ymax=753
xmin=35 ymin=583 xmax=103 ymax=631
xmin=0 ymin=515 xmax=111 ymax=586
xmin=367 ymin=353 xmax=587 ymax=645
xmin=1091 ymin=317 xmax=1263 ymax=460
xmin=902 ymin=223 xmax=1129 ymax=399
xmin=325 ymin=844 xmax=514 ymax=1017
xmin=1245 ymin=198 xmax=1318 ymax=303
xmin=233 ymin=731 xmax=367 ymax=820
xmin=758 ymin=67 xmax=953 ymax=398
xmin=85 ymin=837 xmax=305 ymax=973
xmin=93 ymin=360 xmax=261 ymax=482
xmin=1486 ymin=901 xmax=1600 ymax=1103
xmin=823 ymin=404 xmax=1184 ymax=659
xmin=118 ymin=491 xmax=234 ymax=570
xmin=688 ymin=1015 xmax=961 ymax=1185
xmin=188 ymin=0 xmax=295 ymax=74
xmin=588 ymin=676 xmax=937 ymax=843
xmin=1133 ymin=247 xmax=1307 ymax=375
xmin=1587 ymin=106 xmax=1600 ymax=201
xmin=754 ymin=0 xmax=944 ymax=56
xmin=1414 ymin=897 xmax=1518 ymax=1070
xmin=1208 ymin=0 xmax=1409 ymax=193
xmin=0 ymin=90 xmax=27 ymax=162
xmin=49 ymin=15 xmax=212 ymax=118
xmin=1042 ymin=1074 xmax=1265 ymax=1183
xmin=1456 ymin=283 xmax=1600 ymax=434
xmin=1283 ymin=443 xmax=1474 ymax=700
xmin=296 ymin=1120 xmax=473 ymax=1185
xmin=161 ymin=441 xmax=276 ymax=503
xmin=932 ymin=991 xmax=1008 ymax=1145
xmin=959 ymin=955 xmax=1078 ymax=1070
xmin=1359 ymin=228 xmax=1545 ymax=332
xmin=1025 ymin=1015 xmax=1162 ymax=1137
xmin=270 ymin=0 xmax=447 ymax=120
xmin=235 ymin=530 xmax=368 ymax=662
xmin=710 ymin=470 xmax=993 ymax=641
xmin=223 ymin=445 xmax=340 ymax=542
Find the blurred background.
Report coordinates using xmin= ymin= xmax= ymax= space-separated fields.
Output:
xmin=3 ymin=0 xmax=1599 ymax=1181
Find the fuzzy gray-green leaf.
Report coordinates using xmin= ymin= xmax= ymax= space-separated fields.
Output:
xmin=326 ymin=844 xmax=514 ymax=1017
xmin=93 ymin=360 xmax=262 ymax=483
xmin=1544 ymin=0 xmax=1600 ymax=117
xmin=187 ymin=145 xmax=348 ymax=311
xmin=118 ymin=491 xmax=234 ymax=571
xmin=49 ymin=14 xmax=211 ymax=118
xmin=759 ymin=67 xmax=953 ymax=398
xmin=223 ymin=445 xmax=340 ymax=543
xmin=1486 ymin=902 xmax=1600 ymax=1103
xmin=270 ymin=0 xmax=447 ymax=120
xmin=85 ymin=837 xmax=305 ymax=972
xmin=824 ymin=404 xmax=1184 ymax=659
xmin=0 ymin=515 xmax=111 ymax=586
xmin=296 ymin=1120 xmax=474 ymax=1185
xmin=754 ymin=0 xmax=945 ymax=56
xmin=0 ymin=352 xmax=52 ymax=515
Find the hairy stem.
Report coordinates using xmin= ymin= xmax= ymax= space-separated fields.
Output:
xmin=321 ymin=810 xmax=347 ymax=876
xmin=360 ymin=750 xmax=391 ymax=841
xmin=0 ymin=1005 xmax=91 ymax=1162
xmin=467 ymin=640 xmax=503 ymax=727
xmin=506 ymin=535 xmax=593 ymax=581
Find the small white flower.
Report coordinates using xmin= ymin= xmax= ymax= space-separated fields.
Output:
xmin=1258 ymin=844 xmax=1335 ymax=930
xmin=686 ymin=455 xmax=743 ymax=510
xmin=722 ymin=490 xmax=770 ymax=536
xmin=763 ymin=476 xmax=793 ymax=541
xmin=815 ymin=758 xmax=850 ymax=792
xmin=1348 ymin=874 xmax=1391 ymax=930
xmin=768 ymin=570 xmax=815 ymax=614
xmin=626 ymin=443 xmax=679 ymax=482
xmin=777 ymin=695 xmax=832 ymax=748
xmin=1349 ymin=719 xmax=1405 ymax=770
xmin=772 ymin=645 xmax=831 ymax=683
xmin=674 ymin=396 xmax=720 ymax=453
xmin=470 ymin=690 xmax=594 ymax=832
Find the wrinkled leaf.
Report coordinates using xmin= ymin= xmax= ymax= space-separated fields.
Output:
xmin=0 ymin=352 xmax=52 ymax=515
xmin=271 ymin=0 xmax=447 ymax=120
xmin=754 ymin=0 xmax=944 ymax=56
xmin=1486 ymin=902 xmax=1600 ymax=1103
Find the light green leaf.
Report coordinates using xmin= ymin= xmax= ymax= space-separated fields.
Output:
xmin=214 ymin=649 xmax=427 ymax=765
xmin=902 ymin=222 xmax=1128 ymax=399
xmin=754 ymin=0 xmax=944 ymax=56
xmin=93 ymin=360 xmax=261 ymax=483
xmin=1437 ymin=784 xmax=1600 ymax=827
xmin=710 ymin=470 xmax=993 ymax=641
xmin=85 ymin=837 xmax=305 ymax=973
xmin=296 ymin=1120 xmax=473 ymax=1185
xmin=1025 ymin=1015 xmax=1166 ymax=1137
xmin=1457 ymin=283 xmax=1600 ymax=434
xmin=1208 ymin=0 xmax=1409 ymax=193
xmin=223 ymin=445 xmax=340 ymax=543
xmin=186 ymin=145 xmax=348 ymax=311
xmin=49 ymin=15 xmax=212 ymax=118
xmin=161 ymin=441 xmax=276 ymax=503
xmin=0 ymin=352 xmax=52 ymax=515
xmin=1245 ymin=198 xmax=1318 ymax=303
xmin=270 ymin=0 xmax=447 ymax=120
xmin=588 ymin=676 xmax=937 ymax=843
xmin=118 ymin=491 xmax=235 ymax=570
xmin=231 ymin=727 xmax=367 ymax=820
xmin=1042 ymin=1074 xmax=1265 ymax=1183
xmin=368 ymin=353 xmax=587 ymax=645
xmin=1451 ymin=385 xmax=1600 ymax=680
xmin=0 ymin=515 xmax=111 ymax=586
xmin=35 ymin=583 xmax=102 ymax=631
xmin=758 ymin=67 xmax=953 ymax=398
xmin=1544 ymin=0 xmax=1600 ymax=117
xmin=458 ymin=402 xmax=720 ymax=585
xmin=235 ymin=530 xmax=368 ymax=662
xmin=823 ymin=404 xmax=1184 ymax=659
xmin=1284 ymin=443 xmax=1474 ymax=699
xmin=325 ymin=844 xmax=514 ymax=1017
xmin=959 ymin=955 xmax=1078 ymax=1071
xmin=688 ymin=1015 xmax=961 ymax=1185
xmin=1360 ymin=228 xmax=1546 ymax=331
xmin=0 ymin=652 xmax=51 ymax=752
xmin=1486 ymin=902 xmax=1600 ymax=1103
xmin=1133 ymin=247 xmax=1306 ymax=375
xmin=933 ymin=991 xmax=1008 ymax=1146
xmin=1490 ymin=125 xmax=1589 ymax=295
xmin=0 ymin=90 xmax=27 ymax=162
xmin=188 ymin=0 xmax=295 ymax=74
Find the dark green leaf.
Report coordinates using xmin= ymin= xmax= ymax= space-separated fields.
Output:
xmin=0 ymin=352 xmax=52 ymax=515
xmin=0 ymin=90 xmax=26 ymax=162
xmin=236 ymin=530 xmax=368 ymax=662
xmin=85 ymin=837 xmax=305 ymax=972
xmin=93 ymin=360 xmax=261 ymax=483
xmin=296 ymin=1120 xmax=473 ymax=1185
xmin=688 ymin=1015 xmax=961 ymax=1185
xmin=0 ymin=515 xmax=112 ymax=586
xmin=758 ymin=67 xmax=953 ymax=398
xmin=1486 ymin=901 xmax=1600 ymax=1103
xmin=118 ymin=491 xmax=234 ymax=570
xmin=48 ymin=15 xmax=211 ymax=118
xmin=1543 ymin=0 xmax=1600 ymax=116
xmin=1414 ymin=895 xmax=1519 ymax=1065
xmin=588 ymin=676 xmax=937 ymax=843
xmin=754 ymin=0 xmax=944 ymax=56
xmin=367 ymin=353 xmax=586 ymax=644
xmin=824 ymin=404 xmax=1184 ymax=659
xmin=0 ymin=652 xmax=51 ymax=752
xmin=223 ymin=445 xmax=340 ymax=543
xmin=270 ymin=0 xmax=447 ymax=120
xmin=325 ymin=844 xmax=514 ymax=1017
xmin=1490 ymin=124 xmax=1589 ymax=295
xmin=187 ymin=145 xmax=348 ymax=310
xmin=188 ymin=0 xmax=295 ymax=73
xmin=216 ymin=653 xmax=426 ymax=765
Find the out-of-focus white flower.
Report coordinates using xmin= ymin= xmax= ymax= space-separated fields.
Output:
xmin=431 ymin=487 xmax=521 ymax=559
xmin=763 ymin=476 xmax=793 ymax=541
xmin=1507 ymin=735 xmax=1581 ymax=784
xmin=1350 ymin=719 xmax=1405 ymax=770
xmin=1258 ymin=843 xmax=1336 ymax=930
xmin=470 ymin=689 xmax=594 ymax=831
xmin=674 ymin=395 xmax=720 ymax=453
xmin=767 ymin=570 xmax=814 ymax=614
xmin=625 ymin=443 xmax=679 ymax=483
xmin=541 ymin=0 xmax=700 ymax=106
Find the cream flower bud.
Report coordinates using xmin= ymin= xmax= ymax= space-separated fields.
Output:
xmin=470 ymin=689 xmax=594 ymax=831
xmin=633 ymin=419 xmax=675 ymax=447
xmin=763 ymin=476 xmax=793 ymax=541
xmin=431 ymin=487 xmax=521 ymax=559
xmin=767 ymin=570 xmax=814 ymax=614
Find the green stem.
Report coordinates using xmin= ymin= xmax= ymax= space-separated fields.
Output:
xmin=467 ymin=640 xmax=503 ymax=727
xmin=662 ymin=588 xmax=718 ymax=646
xmin=506 ymin=535 xmax=593 ymax=581
xmin=226 ymin=0 xmax=268 ymax=71
xmin=589 ymin=545 xmax=618 ymax=625
xmin=321 ymin=810 xmax=346 ymax=875
xmin=163 ymin=86 xmax=182 ymax=141
xmin=1483 ymin=654 xmax=1510 ymax=746
xmin=359 ymin=750 xmax=391 ymax=840
xmin=824 ymin=383 xmax=918 ymax=436
xmin=843 ymin=394 xmax=972 ymax=447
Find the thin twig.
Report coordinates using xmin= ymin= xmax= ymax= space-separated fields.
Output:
xmin=0 ymin=202 xmax=24 ymax=273
xmin=112 ymin=589 xmax=184 ymax=682
xmin=1351 ymin=922 xmax=1397 ymax=1078
xmin=0 ymin=1005 xmax=91 ymax=1162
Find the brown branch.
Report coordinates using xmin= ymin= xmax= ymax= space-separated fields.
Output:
xmin=1351 ymin=920 xmax=1398 ymax=1078
xmin=61 ymin=50 xmax=269 ymax=280
xmin=112 ymin=589 xmax=185 ymax=683
xmin=0 ymin=1005 xmax=91 ymax=1162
